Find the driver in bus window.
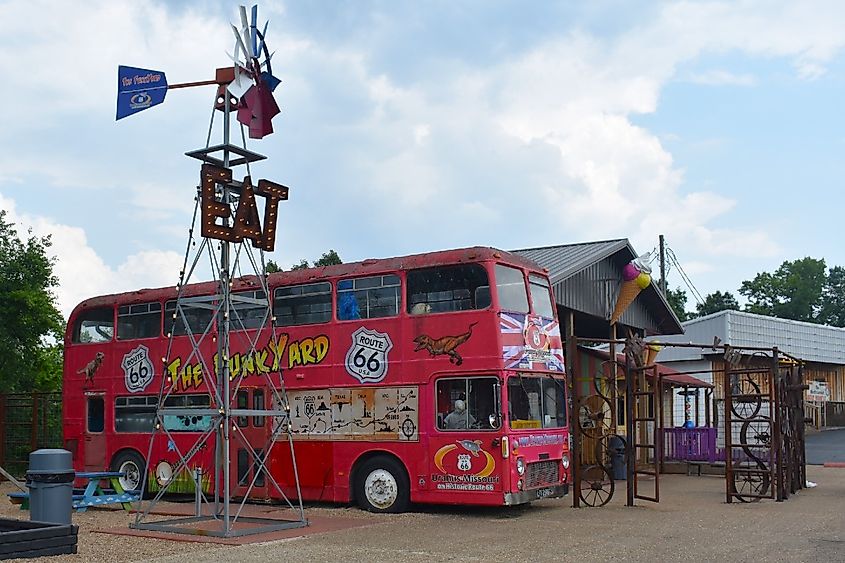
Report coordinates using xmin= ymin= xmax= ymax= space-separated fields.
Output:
xmin=444 ymin=399 xmax=476 ymax=429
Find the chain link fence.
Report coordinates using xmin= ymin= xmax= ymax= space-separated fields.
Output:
xmin=0 ymin=392 xmax=63 ymax=478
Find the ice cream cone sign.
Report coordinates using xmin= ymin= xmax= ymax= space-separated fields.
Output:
xmin=610 ymin=255 xmax=652 ymax=324
xmin=644 ymin=343 xmax=662 ymax=366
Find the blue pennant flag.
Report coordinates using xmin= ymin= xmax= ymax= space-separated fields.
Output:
xmin=116 ymin=65 xmax=168 ymax=120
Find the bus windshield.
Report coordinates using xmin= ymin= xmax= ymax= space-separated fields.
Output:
xmin=507 ymin=374 xmax=566 ymax=429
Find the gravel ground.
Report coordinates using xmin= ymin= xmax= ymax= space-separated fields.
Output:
xmin=4 ymin=465 xmax=844 ymax=562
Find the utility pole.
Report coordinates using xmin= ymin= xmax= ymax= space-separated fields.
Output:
xmin=659 ymin=234 xmax=667 ymax=296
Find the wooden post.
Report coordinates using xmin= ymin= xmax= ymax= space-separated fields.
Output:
xmin=0 ymin=465 xmax=25 ymax=492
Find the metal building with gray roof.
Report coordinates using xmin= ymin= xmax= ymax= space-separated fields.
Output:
xmin=513 ymin=239 xmax=683 ymax=338
xmin=654 ymin=309 xmax=845 ymax=423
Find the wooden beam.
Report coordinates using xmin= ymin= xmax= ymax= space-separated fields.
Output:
xmin=0 ymin=465 xmax=26 ymax=492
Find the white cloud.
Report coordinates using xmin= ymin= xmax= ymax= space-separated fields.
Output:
xmin=2 ymin=0 xmax=845 ymax=306
xmin=0 ymin=193 xmax=181 ymax=318
xmin=687 ymin=70 xmax=757 ymax=86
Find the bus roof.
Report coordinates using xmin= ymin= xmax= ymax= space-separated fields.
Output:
xmin=68 ymin=246 xmax=545 ymax=316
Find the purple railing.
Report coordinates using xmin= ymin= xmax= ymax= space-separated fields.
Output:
xmin=661 ymin=428 xmax=717 ymax=463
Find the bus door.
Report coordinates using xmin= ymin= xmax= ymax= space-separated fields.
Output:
xmin=429 ymin=376 xmax=504 ymax=500
xmin=83 ymin=393 xmax=107 ymax=471
xmin=232 ymin=386 xmax=270 ymax=499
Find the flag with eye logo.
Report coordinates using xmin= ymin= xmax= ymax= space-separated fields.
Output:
xmin=116 ymin=66 xmax=168 ymax=120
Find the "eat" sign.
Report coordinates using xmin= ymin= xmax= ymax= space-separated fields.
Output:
xmin=200 ymin=164 xmax=288 ymax=251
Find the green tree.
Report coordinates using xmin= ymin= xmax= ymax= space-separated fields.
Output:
xmin=314 ymin=249 xmax=342 ymax=267
xmin=267 ymin=251 xmax=343 ymax=272
xmin=290 ymin=259 xmax=310 ymax=271
xmin=820 ymin=266 xmax=845 ymax=327
xmin=739 ymin=257 xmax=827 ymax=322
xmin=695 ymin=291 xmax=740 ymax=317
xmin=0 ymin=211 xmax=64 ymax=392
xmin=664 ymin=287 xmax=690 ymax=322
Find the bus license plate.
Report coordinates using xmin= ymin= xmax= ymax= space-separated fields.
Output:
xmin=536 ymin=487 xmax=556 ymax=499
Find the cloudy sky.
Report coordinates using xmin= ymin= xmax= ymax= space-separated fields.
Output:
xmin=2 ymin=0 xmax=844 ymax=317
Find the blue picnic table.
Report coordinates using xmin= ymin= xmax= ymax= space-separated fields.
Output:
xmin=7 ymin=471 xmax=140 ymax=512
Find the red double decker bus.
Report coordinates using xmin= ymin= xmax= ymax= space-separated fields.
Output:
xmin=62 ymin=246 xmax=570 ymax=512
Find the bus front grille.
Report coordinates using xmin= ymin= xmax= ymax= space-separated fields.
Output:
xmin=526 ymin=460 xmax=559 ymax=488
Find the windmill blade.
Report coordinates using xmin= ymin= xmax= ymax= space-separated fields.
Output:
xmin=230 ymin=24 xmax=249 ymax=64
xmin=250 ymin=5 xmax=259 ymax=57
xmin=260 ymin=50 xmax=275 ymax=70
xmin=260 ymin=71 xmax=281 ymax=92
xmin=228 ymin=67 xmax=254 ymax=98
xmin=238 ymin=6 xmax=251 ymax=60
xmin=256 ymin=21 xmax=269 ymax=59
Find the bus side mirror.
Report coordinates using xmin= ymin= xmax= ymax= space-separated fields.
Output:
xmin=489 ymin=413 xmax=500 ymax=428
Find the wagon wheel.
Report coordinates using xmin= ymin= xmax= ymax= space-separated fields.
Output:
xmin=594 ymin=361 xmax=617 ymax=400
xmin=579 ymin=464 xmax=614 ymax=507
xmin=594 ymin=433 xmax=624 ymax=469
xmin=579 ymin=395 xmax=613 ymax=438
xmin=739 ymin=419 xmax=771 ymax=455
xmin=730 ymin=375 xmax=762 ymax=420
xmin=731 ymin=461 xmax=771 ymax=503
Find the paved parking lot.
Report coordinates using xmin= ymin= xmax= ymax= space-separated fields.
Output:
xmin=4 ymin=465 xmax=844 ymax=562
xmin=806 ymin=427 xmax=845 ymax=465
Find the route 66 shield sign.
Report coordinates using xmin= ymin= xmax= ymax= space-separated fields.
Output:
xmin=122 ymin=345 xmax=154 ymax=392
xmin=345 ymin=327 xmax=393 ymax=384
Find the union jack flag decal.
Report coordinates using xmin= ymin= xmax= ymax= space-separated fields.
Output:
xmin=499 ymin=313 xmax=564 ymax=372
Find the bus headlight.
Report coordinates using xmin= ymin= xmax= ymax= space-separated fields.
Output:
xmin=562 ymin=455 xmax=570 ymax=470
xmin=516 ymin=457 xmax=525 ymax=476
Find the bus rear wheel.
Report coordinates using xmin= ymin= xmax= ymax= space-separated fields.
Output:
xmin=111 ymin=450 xmax=146 ymax=493
xmin=355 ymin=456 xmax=409 ymax=513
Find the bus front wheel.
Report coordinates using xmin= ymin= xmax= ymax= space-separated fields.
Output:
xmin=355 ymin=456 xmax=409 ymax=513
xmin=111 ymin=450 xmax=146 ymax=493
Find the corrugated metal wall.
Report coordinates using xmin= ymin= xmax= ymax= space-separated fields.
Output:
xmin=657 ymin=310 xmax=845 ymax=365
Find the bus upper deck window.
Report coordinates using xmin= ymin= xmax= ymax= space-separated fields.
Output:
xmin=117 ymin=302 xmax=162 ymax=340
xmin=231 ymin=290 xmax=269 ymax=330
xmin=495 ymin=265 xmax=529 ymax=313
xmin=407 ymin=264 xmax=490 ymax=314
xmin=528 ymin=274 xmax=555 ymax=318
xmin=73 ymin=307 xmax=114 ymax=343
xmin=337 ymin=275 xmax=400 ymax=320
xmin=274 ymin=282 xmax=332 ymax=326
xmin=165 ymin=299 xmax=214 ymax=336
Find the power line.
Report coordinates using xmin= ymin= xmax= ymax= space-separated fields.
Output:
xmin=665 ymin=246 xmax=706 ymax=306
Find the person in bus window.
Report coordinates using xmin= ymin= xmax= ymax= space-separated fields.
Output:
xmin=338 ymin=280 xmax=361 ymax=320
xmin=444 ymin=399 xmax=476 ymax=429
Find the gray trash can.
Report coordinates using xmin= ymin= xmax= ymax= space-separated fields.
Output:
xmin=609 ymin=435 xmax=627 ymax=481
xmin=26 ymin=449 xmax=75 ymax=525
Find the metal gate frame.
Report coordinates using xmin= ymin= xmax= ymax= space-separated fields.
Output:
xmin=567 ymin=336 xmax=807 ymax=508
xmin=626 ymin=362 xmax=661 ymax=505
